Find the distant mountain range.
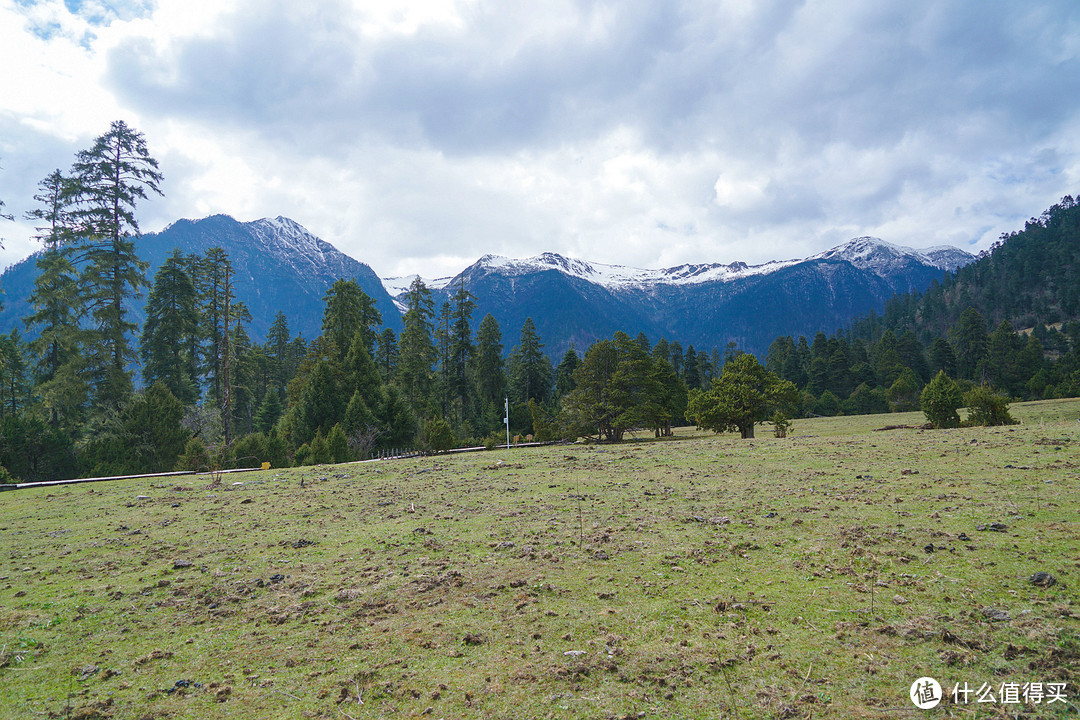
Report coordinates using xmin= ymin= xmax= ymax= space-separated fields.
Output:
xmin=0 ymin=215 xmax=974 ymax=357
xmin=385 ymin=237 xmax=973 ymax=356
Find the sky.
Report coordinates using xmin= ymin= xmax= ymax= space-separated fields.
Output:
xmin=1 ymin=0 xmax=1079 ymax=280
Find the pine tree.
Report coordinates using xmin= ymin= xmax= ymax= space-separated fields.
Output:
xmin=254 ymin=388 xmax=283 ymax=433
xmin=554 ymin=346 xmax=579 ymax=400
xmin=398 ymin=278 xmax=436 ymax=408
xmin=195 ymin=247 xmax=232 ymax=408
xmin=23 ymin=170 xmax=85 ymax=430
xmin=321 ymin=279 xmax=380 ymax=362
xmin=376 ymin=328 xmax=399 ymax=381
xmin=68 ymin=121 xmax=163 ymax=412
xmin=448 ymin=280 xmax=476 ymax=413
xmin=266 ymin=311 xmax=293 ymax=398
xmin=509 ymin=318 xmax=552 ymax=404
xmin=469 ymin=314 xmax=505 ymax=432
xmin=140 ymin=251 xmax=199 ymax=405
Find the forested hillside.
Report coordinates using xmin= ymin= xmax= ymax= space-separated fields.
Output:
xmin=858 ymin=195 xmax=1080 ymax=342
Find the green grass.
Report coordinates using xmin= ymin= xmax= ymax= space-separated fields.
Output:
xmin=1 ymin=400 xmax=1079 ymax=719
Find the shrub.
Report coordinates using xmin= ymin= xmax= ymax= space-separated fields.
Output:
xmin=769 ymin=412 xmax=792 ymax=438
xmin=920 ymin=370 xmax=962 ymax=428
xmin=176 ymin=437 xmax=210 ymax=471
xmin=964 ymin=385 xmax=1017 ymax=426
xmin=423 ymin=418 xmax=455 ymax=453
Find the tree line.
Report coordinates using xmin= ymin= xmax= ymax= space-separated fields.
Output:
xmin=1 ymin=126 xmax=1076 ymax=481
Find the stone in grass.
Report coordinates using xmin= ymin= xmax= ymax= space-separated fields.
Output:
xmin=463 ymin=633 xmax=485 ymax=646
xmin=975 ymin=522 xmax=1008 ymax=532
xmin=1029 ymin=572 xmax=1057 ymax=588
xmin=173 ymin=560 xmax=193 ymax=570
xmin=564 ymin=650 xmax=586 ymax=658
xmin=982 ymin=607 xmax=1010 ymax=622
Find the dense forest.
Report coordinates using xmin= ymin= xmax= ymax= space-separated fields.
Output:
xmin=1 ymin=123 xmax=1078 ymax=482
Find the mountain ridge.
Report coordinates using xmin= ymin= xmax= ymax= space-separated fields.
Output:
xmin=0 ymin=215 xmax=974 ymax=360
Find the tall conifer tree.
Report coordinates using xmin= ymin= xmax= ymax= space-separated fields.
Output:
xmin=68 ymin=121 xmax=163 ymax=412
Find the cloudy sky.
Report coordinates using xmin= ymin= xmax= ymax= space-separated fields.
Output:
xmin=1 ymin=0 xmax=1078 ymax=279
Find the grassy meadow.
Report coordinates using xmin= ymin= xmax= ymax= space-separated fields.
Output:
xmin=1 ymin=399 xmax=1078 ymax=719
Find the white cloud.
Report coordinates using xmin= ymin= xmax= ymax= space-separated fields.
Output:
xmin=2 ymin=0 xmax=1080 ymax=277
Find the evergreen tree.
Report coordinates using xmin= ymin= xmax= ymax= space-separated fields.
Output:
xmin=685 ymin=353 xmax=798 ymax=439
xmin=376 ymin=328 xmax=399 ymax=381
xmin=68 ymin=121 xmax=163 ymax=412
xmin=291 ymin=360 xmax=343 ymax=447
xmin=920 ymin=370 xmax=963 ymax=428
xmin=140 ymin=251 xmax=199 ymax=405
xmin=508 ymin=317 xmax=552 ymax=404
xmin=554 ymin=345 xmax=580 ymax=400
xmin=23 ymin=169 xmax=85 ymax=430
xmin=470 ymin=313 xmax=505 ymax=432
xmin=195 ymin=247 xmax=232 ymax=408
xmin=398 ymin=278 xmax=436 ymax=408
xmin=254 ymin=388 xmax=283 ymax=433
xmin=682 ymin=345 xmax=700 ymax=389
xmin=266 ymin=311 xmax=293 ymax=398
xmin=327 ymin=423 xmax=351 ymax=463
xmin=0 ymin=333 xmax=30 ymax=420
xmin=669 ymin=341 xmax=683 ymax=377
xmin=321 ymin=279 xmax=380 ymax=362
xmin=448 ymin=280 xmax=476 ymax=413
xmin=652 ymin=337 xmax=671 ymax=366
xmin=951 ymin=308 xmax=989 ymax=381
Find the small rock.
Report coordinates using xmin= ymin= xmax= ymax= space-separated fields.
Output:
xmin=231 ymin=482 xmax=243 ymax=486
xmin=1029 ymin=572 xmax=1057 ymax=588
xmin=982 ymin=607 xmax=1010 ymax=622
xmin=564 ymin=650 xmax=586 ymax=658
xmin=976 ymin=522 xmax=1008 ymax=532
xmin=463 ymin=633 xmax=485 ymax=646
xmin=923 ymin=544 xmax=935 ymax=554
xmin=173 ymin=560 xmax=193 ymax=570
xmin=413 ymin=527 xmax=432 ymax=535
xmin=708 ymin=516 xmax=731 ymax=526
xmin=892 ymin=595 xmax=909 ymax=605
xmin=136 ymin=495 xmax=150 ymax=501
xmin=74 ymin=665 xmax=99 ymax=681
xmin=594 ymin=551 xmax=610 ymax=560
xmin=957 ymin=532 xmax=971 ymax=541
xmin=765 ymin=512 xmax=778 ymax=518
xmin=495 ymin=541 xmax=515 ymax=550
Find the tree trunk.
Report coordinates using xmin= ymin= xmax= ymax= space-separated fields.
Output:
xmin=740 ymin=423 xmax=754 ymax=439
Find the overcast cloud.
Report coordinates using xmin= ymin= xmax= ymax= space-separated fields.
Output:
xmin=1 ymin=0 xmax=1078 ymax=278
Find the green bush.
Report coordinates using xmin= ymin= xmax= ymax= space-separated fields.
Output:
xmin=964 ymin=385 xmax=1017 ymax=426
xmin=920 ymin=370 xmax=963 ymax=428
xmin=423 ymin=418 xmax=455 ymax=453
xmin=176 ymin=437 xmax=210 ymax=472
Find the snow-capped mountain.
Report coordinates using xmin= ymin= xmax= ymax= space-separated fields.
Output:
xmin=0 ymin=214 xmax=402 ymax=345
xmin=0 ymin=217 xmax=973 ymax=362
xmin=810 ymin=236 xmax=973 ymax=275
xmin=387 ymin=237 xmax=972 ymax=297
xmin=383 ymin=237 xmax=974 ymax=356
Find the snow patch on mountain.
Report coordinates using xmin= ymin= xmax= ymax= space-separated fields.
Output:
xmin=811 ymin=237 xmax=973 ymax=275
xmin=378 ymin=237 xmax=974 ymax=299
xmin=468 ymin=251 xmax=802 ymax=289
